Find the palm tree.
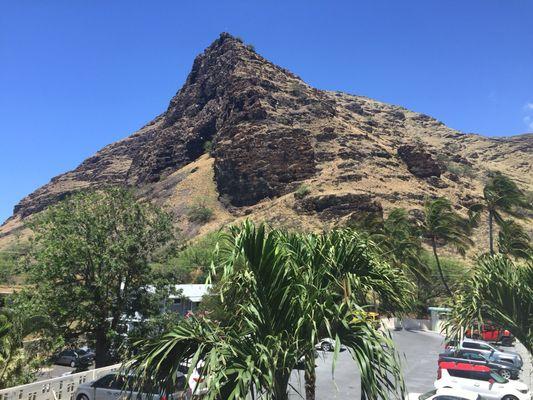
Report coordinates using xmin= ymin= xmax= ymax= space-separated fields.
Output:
xmin=497 ymin=219 xmax=532 ymax=259
xmin=283 ymin=228 xmax=412 ymax=400
xmin=447 ymin=255 xmax=533 ymax=354
xmin=470 ymin=172 xmax=530 ymax=254
xmin=363 ymin=208 xmax=429 ymax=281
xmin=128 ymin=221 xmax=409 ymax=400
xmin=419 ymin=198 xmax=473 ymax=298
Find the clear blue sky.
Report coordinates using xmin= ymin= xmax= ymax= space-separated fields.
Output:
xmin=1 ymin=1 xmax=532 ymax=224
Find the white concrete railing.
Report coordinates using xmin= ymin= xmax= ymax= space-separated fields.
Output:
xmin=0 ymin=364 xmax=121 ymax=400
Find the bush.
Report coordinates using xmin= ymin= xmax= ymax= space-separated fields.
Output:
xmin=446 ymin=162 xmax=476 ymax=180
xmin=203 ymin=140 xmax=213 ymax=154
xmin=294 ymin=184 xmax=311 ymax=199
xmin=187 ymin=203 xmax=214 ymax=224
xmin=246 ymin=43 xmax=255 ymax=52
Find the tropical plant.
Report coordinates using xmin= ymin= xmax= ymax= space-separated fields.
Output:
xmin=470 ymin=172 xmax=530 ymax=254
xmin=419 ymin=198 xmax=473 ymax=298
xmin=497 ymin=219 xmax=532 ymax=259
xmin=128 ymin=222 xmax=409 ymax=400
xmin=26 ymin=188 xmax=175 ymax=367
xmin=359 ymin=208 xmax=429 ymax=282
xmin=0 ymin=308 xmax=52 ymax=389
xmin=447 ymin=255 xmax=533 ymax=354
xmin=282 ymin=228 xmax=412 ymax=400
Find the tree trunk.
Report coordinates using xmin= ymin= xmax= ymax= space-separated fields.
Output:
xmin=432 ymin=238 xmax=453 ymax=298
xmin=94 ymin=324 xmax=110 ymax=368
xmin=488 ymin=210 xmax=494 ymax=255
xmin=272 ymin=371 xmax=290 ymax=400
xmin=304 ymin=350 xmax=316 ymax=400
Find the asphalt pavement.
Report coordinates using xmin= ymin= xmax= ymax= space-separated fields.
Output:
xmin=288 ymin=329 xmax=532 ymax=399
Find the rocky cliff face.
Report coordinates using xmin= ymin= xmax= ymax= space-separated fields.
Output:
xmin=2 ymin=33 xmax=532 ymax=245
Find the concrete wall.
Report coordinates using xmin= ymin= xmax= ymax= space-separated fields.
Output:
xmin=0 ymin=364 xmax=120 ymax=400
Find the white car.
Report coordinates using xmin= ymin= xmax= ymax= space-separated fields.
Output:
xmin=407 ymin=387 xmax=481 ymax=400
xmin=435 ymin=362 xmax=530 ymax=400
xmin=74 ymin=373 xmax=188 ymax=400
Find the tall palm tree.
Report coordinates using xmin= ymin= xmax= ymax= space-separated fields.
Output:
xmin=363 ymin=208 xmax=429 ymax=281
xmin=283 ymin=229 xmax=412 ymax=400
xmin=128 ymin=221 xmax=409 ymax=400
xmin=497 ymin=219 xmax=532 ymax=260
xmin=470 ymin=172 xmax=530 ymax=254
xmin=447 ymin=255 xmax=533 ymax=354
xmin=419 ymin=198 xmax=473 ymax=298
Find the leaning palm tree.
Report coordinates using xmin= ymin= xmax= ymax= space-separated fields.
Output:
xmin=419 ymin=198 xmax=473 ymax=298
xmin=447 ymin=255 xmax=533 ymax=354
xmin=470 ymin=172 xmax=530 ymax=254
xmin=364 ymin=208 xmax=429 ymax=282
xmin=128 ymin=221 xmax=409 ymax=400
xmin=497 ymin=219 xmax=532 ymax=260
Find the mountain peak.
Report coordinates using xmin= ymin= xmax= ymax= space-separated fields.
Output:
xmin=1 ymin=34 xmax=531 ymax=247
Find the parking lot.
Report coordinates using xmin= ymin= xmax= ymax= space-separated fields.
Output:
xmin=30 ymin=329 xmax=531 ymax=398
xmin=288 ymin=330 xmax=532 ymax=399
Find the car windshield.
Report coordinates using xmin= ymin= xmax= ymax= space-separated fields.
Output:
xmin=419 ymin=390 xmax=437 ymax=400
xmin=77 ymin=349 xmax=88 ymax=355
xmin=490 ymin=371 xmax=508 ymax=384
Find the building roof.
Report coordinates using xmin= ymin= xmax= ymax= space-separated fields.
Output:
xmin=170 ymin=284 xmax=212 ymax=302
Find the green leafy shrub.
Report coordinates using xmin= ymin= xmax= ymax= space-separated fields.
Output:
xmin=187 ymin=203 xmax=214 ymax=224
xmin=203 ymin=140 xmax=213 ymax=154
xmin=294 ymin=184 xmax=311 ymax=199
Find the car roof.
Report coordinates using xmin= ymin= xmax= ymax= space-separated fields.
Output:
xmin=436 ymin=387 xmax=479 ymax=400
xmin=461 ymin=338 xmax=490 ymax=344
xmin=439 ymin=361 xmax=490 ymax=372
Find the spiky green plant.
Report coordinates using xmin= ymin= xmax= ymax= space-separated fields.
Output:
xmin=447 ymin=255 xmax=533 ymax=354
xmin=128 ymin=221 xmax=410 ymax=400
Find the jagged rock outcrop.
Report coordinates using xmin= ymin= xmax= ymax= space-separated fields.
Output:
xmin=397 ymin=145 xmax=442 ymax=178
xmin=1 ymin=33 xmax=532 ymax=246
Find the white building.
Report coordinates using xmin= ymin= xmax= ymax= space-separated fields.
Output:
xmin=169 ymin=284 xmax=212 ymax=315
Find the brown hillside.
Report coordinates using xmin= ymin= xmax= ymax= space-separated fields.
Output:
xmin=1 ymin=33 xmax=531 ymax=251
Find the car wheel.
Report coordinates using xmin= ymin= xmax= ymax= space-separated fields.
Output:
xmin=502 ymin=396 xmax=518 ymax=400
xmin=498 ymin=369 xmax=512 ymax=379
xmin=321 ymin=342 xmax=332 ymax=352
xmin=77 ymin=394 xmax=89 ymax=400
xmin=70 ymin=360 xmax=76 ymax=368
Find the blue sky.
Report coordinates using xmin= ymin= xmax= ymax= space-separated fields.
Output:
xmin=1 ymin=1 xmax=532 ymax=224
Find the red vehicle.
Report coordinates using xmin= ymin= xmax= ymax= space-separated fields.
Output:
xmin=465 ymin=322 xmax=514 ymax=346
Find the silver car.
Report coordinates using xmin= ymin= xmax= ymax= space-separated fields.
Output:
xmin=459 ymin=338 xmax=523 ymax=369
xmin=74 ymin=373 xmax=188 ymax=400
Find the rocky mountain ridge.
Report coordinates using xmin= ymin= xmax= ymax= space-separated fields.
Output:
xmin=1 ymin=33 xmax=531 ymax=247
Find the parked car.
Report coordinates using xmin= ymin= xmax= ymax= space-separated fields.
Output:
xmin=439 ymin=349 xmax=520 ymax=380
xmin=465 ymin=323 xmax=514 ymax=346
xmin=74 ymin=372 xmax=188 ymax=400
xmin=53 ymin=348 xmax=95 ymax=368
xmin=406 ymin=387 xmax=481 ymax=400
xmin=435 ymin=361 xmax=530 ymax=400
xmin=314 ymin=338 xmax=346 ymax=352
xmin=459 ymin=338 xmax=523 ymax=369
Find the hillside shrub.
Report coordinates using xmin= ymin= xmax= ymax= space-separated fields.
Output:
xmin=187 ymin=203 xmax=214 ymax=224
xmin=294 ymin=184 xmax=311 ymax=199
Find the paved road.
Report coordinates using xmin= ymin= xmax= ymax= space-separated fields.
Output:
xmin=287 ymin=329 xmax=444 ymax=399
xmin=36 ymin=364 xmax=94 ymax=381
xmin=289 ymin=330 xmax=532 ymax=399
